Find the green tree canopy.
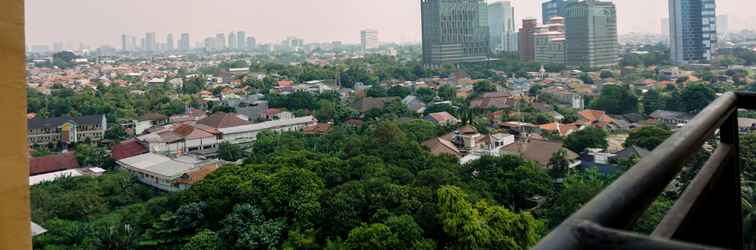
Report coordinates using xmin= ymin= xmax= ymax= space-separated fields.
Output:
xmin=565 ymin=127 xmax=609 ymax=153
xmin=624 ymin=126 xmax=673 ymax=150
xmin=437 ymin=186 xmax=541 ymax=250
xmin=591 ymin=85 xmax=639 ymax=114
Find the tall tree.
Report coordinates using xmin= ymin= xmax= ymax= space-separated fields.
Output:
xmin=564 ymin=127 xmax=609 ymax=153
xmin=625 ymin=126 xmax=673 ymax=150
xmin=436 ymin=186 xmax=541 ymax=250
xmin=642 ymin=89 xmax=663 ymax=115
xmin=591 ymin=85 xmax=639 ymax=114
xmin=680 ymin=84 xmax=717 ymax=113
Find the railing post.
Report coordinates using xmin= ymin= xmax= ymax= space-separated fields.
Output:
xmin=719 ymin=112 xmax=744 ymax=250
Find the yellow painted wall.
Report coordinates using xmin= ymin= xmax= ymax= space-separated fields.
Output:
xmin=0 ymin=0 xmax=33 ymax=248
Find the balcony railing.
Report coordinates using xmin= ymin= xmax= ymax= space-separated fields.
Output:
xmin=535 ymin=92 xmax=756 ymax=250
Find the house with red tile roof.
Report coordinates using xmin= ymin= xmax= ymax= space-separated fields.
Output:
xmin=175 ymin=165 xmax=220 ymax=188
xmin=29 ymin=152 xmax=80 ymax=176
xmin=303 ymin=123 xmax=332 ymax=135
xmin=539 ymin=122 xmax=579 ymax=137
xmin=424 ymin=112 xmax=461 ymax=126
xmin=111 ymin=140 xmax=149 ymax=161
xmin=578 ymin=109 xmax=618 ymax=129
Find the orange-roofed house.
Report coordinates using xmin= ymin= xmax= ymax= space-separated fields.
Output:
xmin=539 ymin=122 xmax=579 ymax=137
xmin=578 ymin=109 xmax=618 ymax=129
xmin=424 ymin=112 xmax=461 ymax=126
xmin=303 ymin=123 xmax=332 ymax=135
xmin=277 ymin=80 xmax=294 ymax=88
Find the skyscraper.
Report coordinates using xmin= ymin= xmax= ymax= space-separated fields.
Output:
xmin=360 ymin=29 xmax=379 ymax=51
xmin=121 ymin=34 xmax=130 ymax=51
xmin=518 ymin=18 xmax=538 ymax=61
xmin=130 ymin=37 xmax=137 ymax=51
xmin=237 ymin=31 xmax=246 ymax=50
xmin=145 ymin=32 xmax=156 ymax=52
xmin=216 ymin=33 xmax=226 ymax=50
xmin=669 ymin=0 xmax=717 ymax=65
xmin=204 ymin=37 xmax=216 ymax=51
xmin=488 ymin=1 xmax=517 ymax=54
xmin=247 ymin=37 xmax=257 ymax=50
xmin=166 ymin=33 xmax=174 ymax=51
xmin=229 ymin=32 xmax=237 ymax=50
xmin=421 ymin=0 xmax=490 ymax=67
xmin=179 ymin=33 xmax=191 ymax=51
xmin=564 ymin=0 xmax=619 ymax=68
xmin=534 ymin=16 xmax=566 ymax=65
xmin=542 ymin=0 xmax=576 ymax=25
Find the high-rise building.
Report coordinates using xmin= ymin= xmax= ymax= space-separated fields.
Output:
xmin=237 ymin=31 xmax=246 ymax=50
xmin=661 ymin=18 xmax=670 ymax=37
xmin=488 ymin=1 xmax=517 ymax=53
xmin=121 ymin=34 xmax=130 ymax=51
xmin=130 ymin=37 xmax=137 ymax=51
xmin=669 ymin=0 xmax=717 ymax=65
xmin=360 ymin=29 xmax=379 ymax=51
xmin=179 ymin=33 xmax=191 ymax=51
xmin=204 ymin=37 xmax=216 ymax=51
xmin=542 ymin=0 xmax=576 ymax=25
xmin=166 ymin=33 xmax=174 ymax=51
xmin=216 ymin=33 xmax=226 ymax=50
xmin=247 ymin=37 xmax=257 ymax=50
xmin=564 ymin=0 xmax=619 ymax=68
xmin=717 ymin=15 xmax=728 ymax=36
xmin=421 ymin=0 xmax=490 ymax=67
xmin=145 ymin=32 xmax=156 ymax=52
xmin=53 ymin=42 xmax=64 ymax=52
xmin=534 ymin=16 xmax=566 ymax=65
xmin=518 ymin=18 xmax=538 ymax=61
xmin=229 ymin=32 xmax=237 ymax=50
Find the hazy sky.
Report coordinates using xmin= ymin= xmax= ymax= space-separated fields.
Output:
xmin=25 ymin=0 xmax=756 ymax=47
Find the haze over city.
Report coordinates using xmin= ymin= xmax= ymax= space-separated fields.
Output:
xmin=25 ymin=0 xmax=756 ymax=47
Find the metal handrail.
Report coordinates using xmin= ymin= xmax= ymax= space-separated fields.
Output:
xmin=534 ymin=92 xmax=752 ymax=250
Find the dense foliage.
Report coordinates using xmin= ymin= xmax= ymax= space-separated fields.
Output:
xmin=564 ymin=127 xmax=609 ymax=153
xmin=32 ymin=121 xmax=572 ymax=249
xmin=624 ymin=126 xmax=673 ymax=150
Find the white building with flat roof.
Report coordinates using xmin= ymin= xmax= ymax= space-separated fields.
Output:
xmin=219 ymin=116 xmax=317 ymax=145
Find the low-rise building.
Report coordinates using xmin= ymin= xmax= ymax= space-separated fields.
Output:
xmin=540 ymin=86 xmax=584 ymax=109
xmin=133 ymin=113 xmax=169 ymax=135
xmin=578 ymin=109 xmax=618 ymax=129
xmin=424 ymin=112 xmax=460 ymax=126
xmin=29 ymin=152 xmax=80 ymax=176
xmin=137 ymin=124 xmax=220 ymax=156
xmin=28 ymin=114 xmax=107 ymax=146
xmin=402 ymin=96 xmax=426 ymax=114
xmin=117 ymin=153 xmax=222 ymax=192
xmin=649 ymin=110 xmax=694 ymax=127
xmin=351 ymin=97 xmax=400 ymax=113
xmin=219 ymin=116 xmax=318 ymax=145
xmin=469 ymin=92 xmax=517 ymax=109
xmin=235 ymin=101 xmax=269 ymax=122
xmin=502 ymin=139 xmax=580 ymax=168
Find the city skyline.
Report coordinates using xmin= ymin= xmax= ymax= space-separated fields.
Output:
xmin=25 ymin=0 xmax=756 ymax=48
